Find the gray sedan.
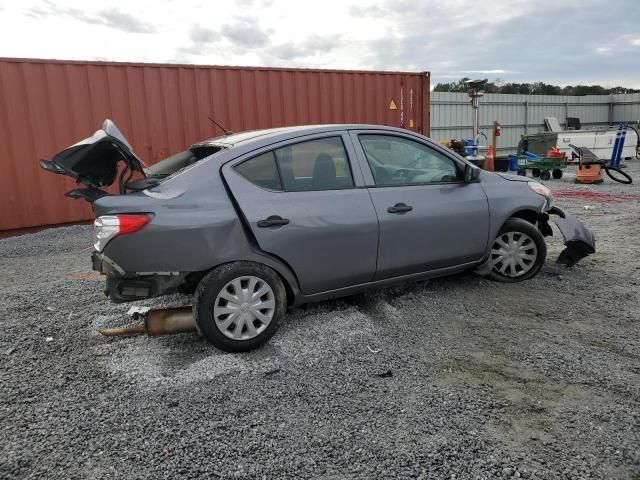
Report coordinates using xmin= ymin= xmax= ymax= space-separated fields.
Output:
xmin=41 ymin=121 xmax=595 ymax=352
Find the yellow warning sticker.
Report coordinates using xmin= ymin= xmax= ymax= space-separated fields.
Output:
xmin=409 ymin=119 xmax=414 ymax=128
xmin=389 ymin=99 xmax=397 ymax=110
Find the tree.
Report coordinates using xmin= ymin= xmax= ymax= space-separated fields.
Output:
xmin=433 ymin=77 xmax=471 ymax=92
xmin=432 ymin=78 xmax=640 ymax=95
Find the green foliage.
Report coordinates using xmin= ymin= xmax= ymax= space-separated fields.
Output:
xmin=433 ymin=79 xmax=640 ymax=95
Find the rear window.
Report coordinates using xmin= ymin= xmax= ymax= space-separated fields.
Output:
xmin=145 ymin=145 xmax=226 ymax=178
xmin=234 ymin=151 xmax=283 ymax=191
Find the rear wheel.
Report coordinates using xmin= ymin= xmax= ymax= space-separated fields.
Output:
xmin=552 ymin=168 xmax=563 ymax=179
xmin=539 ymin=170 xmax=551 ymax=180
xmin=488 ymin=218 xmax=546 ymax=283
xmin=194 ymin=262 xmax=286 ymax=352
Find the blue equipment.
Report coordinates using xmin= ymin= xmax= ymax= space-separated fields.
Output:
xmin=609 ymin=124 xmax=628 ymax=168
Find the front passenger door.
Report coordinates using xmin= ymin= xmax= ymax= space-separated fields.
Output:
xmin=352 ymin=132 xmax=490 ymax=280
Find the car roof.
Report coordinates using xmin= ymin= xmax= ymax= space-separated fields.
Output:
xmin=192 ymin=124 xmax=421 ymax=149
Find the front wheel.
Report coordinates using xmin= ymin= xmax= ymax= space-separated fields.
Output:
xmin=194 ymin=262 xmax=287 ymax=352
xmin=488 ymin=218 xmax=547 ymax=283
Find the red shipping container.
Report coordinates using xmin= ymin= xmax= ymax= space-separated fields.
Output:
xmin=0 ymin=58 xmax=430 ymax=232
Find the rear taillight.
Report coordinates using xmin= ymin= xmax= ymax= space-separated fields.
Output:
xmin=93 ymin=214 xmax=151 ymax=252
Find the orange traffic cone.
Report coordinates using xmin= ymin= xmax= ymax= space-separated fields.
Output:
xmin=485 ymin=145 xmax=495 ymax=171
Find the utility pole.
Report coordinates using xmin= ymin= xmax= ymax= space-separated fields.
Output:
xmin=465 ymin=79 xmax=487 ymax=165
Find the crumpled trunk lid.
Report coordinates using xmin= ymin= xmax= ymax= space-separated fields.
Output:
xmin=40 ymin=119 xmax=144 ymax=202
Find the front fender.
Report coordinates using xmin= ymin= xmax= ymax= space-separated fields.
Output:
xmin=547 ymin=206 xmax=596 ymax=266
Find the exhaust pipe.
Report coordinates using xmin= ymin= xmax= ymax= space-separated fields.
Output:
xmin=145 ymin=307 xmax=197 ymax=336
xmin=99 ymin=307 xmax=197 ymax=337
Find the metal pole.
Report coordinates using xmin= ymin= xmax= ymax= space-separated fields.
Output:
xmin=472 ymin=96 xmax=479 ymax=148
xmin=489 ymin=120 xmax=497 ymax=171
xmin=524 ymin=101 xmax=529 ymax=134
xmin=465 ymin=79 xmax=486 ymax=163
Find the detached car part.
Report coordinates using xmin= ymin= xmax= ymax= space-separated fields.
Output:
xmin=99 ymin=307 xmax=196 ymax=337
xmin=548 ymin=207 xmax=596 ymax=266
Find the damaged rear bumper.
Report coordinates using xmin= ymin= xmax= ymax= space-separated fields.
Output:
xmin=92 ymin=252 xmax=188 ymax=303
xmin=544 ymin=206 xmax=596 ymax=266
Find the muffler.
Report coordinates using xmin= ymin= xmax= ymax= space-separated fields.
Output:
xmin=99 ymin=307 xmax=197 ymax=337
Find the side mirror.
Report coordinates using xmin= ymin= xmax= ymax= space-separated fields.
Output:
xmin=463 ymin=164 xmax=481 ymax=183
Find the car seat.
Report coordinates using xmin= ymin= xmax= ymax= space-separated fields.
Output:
xmin=312 ymin=153 xmax=337 ymax=189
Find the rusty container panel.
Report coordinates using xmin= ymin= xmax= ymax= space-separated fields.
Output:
xmin=0 ymin=58 xmax=429 ymax=231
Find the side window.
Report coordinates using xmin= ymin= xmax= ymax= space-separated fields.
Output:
xmin=235 ymin=151 xmax=283 ymax=191
xmin=359 ymin=134 xmax=460 ymax=185
xmin=274 ymin=136 xmax=354 ymax=191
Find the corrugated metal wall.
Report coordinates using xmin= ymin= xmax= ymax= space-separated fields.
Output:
xmin=0 ymin=58 xmax=430 ymax=231
xmin=613 ymin=92 xmax=640 ymax=124
xmin=430 ymin=92 xmax=640 ymax=155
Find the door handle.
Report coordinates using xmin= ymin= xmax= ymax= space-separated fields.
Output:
xmin=257 ymin=215 xmax=290 ymax=228
xmin=387 ymin=203 xmax=413 ymax=214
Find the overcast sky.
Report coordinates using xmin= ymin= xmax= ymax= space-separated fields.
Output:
xmin=1 ymin=0 xmax=638 ymax=88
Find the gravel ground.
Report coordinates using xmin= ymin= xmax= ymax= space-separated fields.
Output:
xmin=1 ymin=162 xmax=639 ymax=479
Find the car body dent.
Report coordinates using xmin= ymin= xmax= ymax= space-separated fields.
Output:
xmin=93 ymin=169 xmax=302 ymax=302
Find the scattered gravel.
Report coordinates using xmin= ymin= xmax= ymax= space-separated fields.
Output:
xmin=1 ymin=162 xmax=639 ymax=479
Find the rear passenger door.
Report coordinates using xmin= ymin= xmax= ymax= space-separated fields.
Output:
xmin=222 ymin=133 xmax=379 ymax=295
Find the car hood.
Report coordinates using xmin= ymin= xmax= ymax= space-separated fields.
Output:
xmin=495 ymin=172 xmax=530 ymax=182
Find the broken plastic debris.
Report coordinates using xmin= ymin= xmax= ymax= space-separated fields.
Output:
xmin=127 ymin=306 xmax=151 ymax=320
xmin=127 ymin=306 xmax=151 ymax=316
xmin=45 ymin=337 xmax=54 ymax=342
xmin=366 ymin=345 xmax=381 ymax=354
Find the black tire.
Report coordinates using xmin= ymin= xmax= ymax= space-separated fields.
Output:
xmin=488 ymin=218 xmax=547 ymax=283
xmin=517 ymin=168 xmax=526 ymax=176
xmin=552 ymin=169 xmax=563 ymax=179
xmin=531 ymin=168 xmax=540 ymax=177
xmin=539 ymin=170 xmax=551 ymax=180
xmin=193 ymin=262 xmax=287 ymax=352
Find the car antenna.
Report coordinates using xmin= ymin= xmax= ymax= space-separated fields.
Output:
xmin=208 ymin=116 xmax=234 ymax=136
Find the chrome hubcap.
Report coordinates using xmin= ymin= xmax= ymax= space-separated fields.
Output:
xmin=213 ymin=276 xmax=275 ymax=341
xmin=491 ymin=231 xmax=538 ymax=278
